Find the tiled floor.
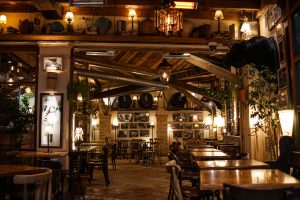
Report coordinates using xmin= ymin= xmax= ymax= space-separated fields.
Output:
xmin=74 ymin=157 xmax=170 ymax=200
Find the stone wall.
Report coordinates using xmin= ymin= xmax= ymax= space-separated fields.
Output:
xmin=156 ymin=111 xmax=169 ymax=155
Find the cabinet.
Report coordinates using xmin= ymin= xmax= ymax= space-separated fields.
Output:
xmin=115 ymin=112 xmax=152 ymax=139
xmin=169 ymin=112 xmax=208 ymax=139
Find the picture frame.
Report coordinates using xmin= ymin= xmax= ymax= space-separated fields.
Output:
xmin=39 ymin=93 xmax=63 ymax=148
xmin=272 ymin=4 xmax=282 ymax=24
xmin=117 ymin=130 xmax=128 ymax=138
xmin=129 ymin=130 xmax=139 ymax=137
xmin=140 ymin=130 xmax=150 ymax=137
xmin=278 ymin=87 xmax=289 ymax=109
xmin=266 ymin=8 xmax=275 ymax=30
xmin=277 ymin=39 xmax=286 ymax=64
xmin=43 ymin=56 xmax=63 ymax=72
xmin=277 ymin=66 xmax=288 ymax=90
xmin=275 ymin=23 xmax=284 ymax=41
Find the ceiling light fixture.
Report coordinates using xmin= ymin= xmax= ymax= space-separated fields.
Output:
xmin=157 ymin=58 xmax=173 ymax=83
xmin=154 ymin=0 xmax=183 ymax=36
xmin=86 ymin=51 xmax=115 ymax=56
xmin=174 ymin=1 xmax=197 ymax=10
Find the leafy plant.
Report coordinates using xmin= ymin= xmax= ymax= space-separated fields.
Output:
xmin=246 ymin=64 xmax=279 ymax=160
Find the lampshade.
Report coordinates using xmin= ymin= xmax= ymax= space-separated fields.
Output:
xmin=112 ymin=119 xmax=119 ymax=127
xmin=44 ymin=125 xmax=54 ymax=134
xmin=241 ymin=16 xmax=251 ymax=33
xmin=213 ymin=115 xmax=225 ymax=127
xmin=214 ymin=10 xmax=224 ymax=20
xmin=157 ymin=58 xmax=172 ymax=83
xmin=150 ymin=121 xmax=155 ymax=126
xmin=205 ymin=115 xmax=213 ymax=126
xmin=128 ymin=9 xmax=136 ymax=18
xmin=154 ymin=1 xmax=183 ymax=36
xmin=278 ymin=109 xmax=294 ymax=136
xmin=74 ymin=127 xmax=84 ymax=141
xmin=174 ymin=1 xmax=198 ymax=10
xmin=65 ymin=11 xmax=74 ymax=23
xmin=0 ymin=15 xmax=7 ymax=24
xmin=91 ymin=118 xmax=98 ymax=127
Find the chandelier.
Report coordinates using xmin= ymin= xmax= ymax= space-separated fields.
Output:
xmin=154 ymin=0 xmax=183 ymax=36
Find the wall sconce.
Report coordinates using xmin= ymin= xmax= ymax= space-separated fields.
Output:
xmin=0 ymin=15 xmax=7 ymax=34
xmin=112 ymin=119 xmax=119 ymax=141
xmin=128 ymin=8 xmax=136 ymax=34
xmin=150 ymin=121 xmax=155 ymax=140
xmin=157 ymin=58 xmax=173 ymax=84
xmin=214 ymin=10 xmax=224 ymax=35
xmin=65 ymin=11 xmax=74 ymax=33
xmin=278 ymin=109 xmax=294 ymax=136
xmin=241 ymin=16 xmax=251 ymax=40
xmin=174 ymin=1 xmax=198 ymax=10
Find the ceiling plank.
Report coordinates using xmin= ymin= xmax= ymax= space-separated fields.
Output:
xmin=32 ymin=0 xmax=63 ymax=19
xmin=184 ymin=54 xmax=237 ymax=83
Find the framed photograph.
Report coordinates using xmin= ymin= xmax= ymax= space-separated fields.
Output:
xmin=39 ymin=93 xmax=63 ymax=148
xmin=272 ymin=4 xmax=281 ymax=24
xmin=129 ymin=130 xmax=139 ymax=137
xmin=117 ymin=113 xmax=132 ymax=122
xmin=134 ymin=112 xmax=149 ymax=122
xmin=120 ymin=123 xmax=129 ymax=129
xmin=275 ymin=23 xmax=284 ymax=41
xmin=278 ymin=87 xmax=289 ymax=109
xmin=173 ymin=131 xmax=182 ymax=138
xmin=43 ymin=57 xmax=63 ymax=72
xmin=140 ymin=130 xmax=150 ymax=137
xmin=130 ymin=123 xmax=138 ymax=129
xmin=292 ymin=7 xmax=300 ymax=55
xmin=266 ymin=8 xmax=275 ymax=30
xmin=183 ymin=131 xmax=193 ymax=138
xmin=117 ymin=130 xmax=128 ymax=138
xmin=277 ymin=39 xmax=286 ymax=63
xmin=277 ymin=66 xmax=288 ymax=89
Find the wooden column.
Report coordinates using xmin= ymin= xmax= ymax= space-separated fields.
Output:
xmin=155 ymin=111 xmax=169 ymax=155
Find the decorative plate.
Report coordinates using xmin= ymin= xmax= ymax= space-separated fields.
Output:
xmin=95 ymin=17 xmax=111 ymax=35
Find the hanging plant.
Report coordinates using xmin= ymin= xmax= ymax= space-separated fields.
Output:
xmin=67 ymin=80 xmax=90 ymax=101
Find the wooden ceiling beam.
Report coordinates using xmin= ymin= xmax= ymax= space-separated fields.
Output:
xmin=184 ymin=54 xmax=237 ymax=83
xmin=91 ymin=85 xmax=161 ymax=99
xmin=75 ymin=54 xmax=159 ymax=78
xmin=32 ymin=0 xmax=63 ymax=19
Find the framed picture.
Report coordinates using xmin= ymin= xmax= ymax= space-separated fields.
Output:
xmin=129 ymin=130 xmax=139 ymax=137
xmin=173 ymin=131 xmax=182 ymax=138
xmin=277 ymin=66 xmax=288 ymax=89
xmin=278 ymin=87 xmax=289 ymax=109
xmin=140 ymin=130 xmax=150 ymax=137
xmin=43 ymin=56 xmax=63 ymax=72
xmin=272 ymin=4 xmax=281 ymax=24
xmin=134 ymin=112 xmax=149 ymax=122
xmin=292 ymin=7 xmax=300 ymax=55
xmin=117 ymin=130 xmax=128 ymax=138
xmin=120 ymin=123 xmax=129 ymax=129
xmin=275 ymin=23 xmax=284 ymax=41
xmin=277 ymin=39 xmax=286 ymax=64
xmin=266 ymin=8 xmax=275 ymax=30
xmin=39 ymin=93 xmax=63 ymax=148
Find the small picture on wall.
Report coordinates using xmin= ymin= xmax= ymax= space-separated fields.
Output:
xmin=277 ymin=66 xmax=288 ymax=89
xmin=117 ymin=130 xmax=128 ymax=138
xmin=173 ymin=131 xmax=182 ymax=138
xmin=43 ymin=57 xmax=63 ymax=71
xmin=266 ymin=8 xmax=275 ymax=30
xmin=272 ymin=4 xmax=282 ymax=24
xmin=140 ymin=130 xmax=150 ymax=137
xmin=121 ymin=123 xmax=129 ymax=129
xmin=129 ymin=130 xmax=139 ymax=137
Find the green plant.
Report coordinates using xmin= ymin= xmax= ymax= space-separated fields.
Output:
xmin=246 ymin=64 xmax=279 ymax=160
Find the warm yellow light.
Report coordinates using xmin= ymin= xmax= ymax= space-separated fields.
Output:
xmin=128 ymin=9 xmax=136 ymax=18
xmin=65 ymin=11 xmax=74 ymax=23
xmin=0 ymin=15 xmax=7 ymax=24
xmin=150 ymin=121 xmax=155 ymax=126
xmin=213 ymin=115 xmax=225 ymax=127
xmin=132 ymin=96 xmax=137 ymax=101
xmin=214 ymin=10 xmax=224 ymax=20
xmin=91 ymin=118 xmax=98 ymax=127
xmin=278 ymin=109 xmax=294 ymax=136
xmin=154 ymin=96 xmax=158 ymax=102
xmin=241 ymin=22 xmax=251 ymax=33
xmin=205 ymin=115 xmax=213 ymax=126
xmin=77 ymin=93 xmax=83 ymax=101
xmin=112 ymin=119 xmax=119 ymax=127
xmin=174 ymin=1 xmax=197 ymax=10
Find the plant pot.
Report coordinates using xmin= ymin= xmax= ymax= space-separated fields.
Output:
xmin=238 ymin=89 xmax=248 ymax=102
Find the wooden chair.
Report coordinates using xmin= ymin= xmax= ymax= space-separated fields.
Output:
xmin=166 ymin=160 xmax=212 ymax=200
xmin=13 ymin=168 xmax=52 ymax=200
xmin=290 ymin=151 xmax=300 ymax=179
xmin=223 ymin=183 xmax=294 ymax=200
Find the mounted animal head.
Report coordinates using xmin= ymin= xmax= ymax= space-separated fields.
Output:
xmin=224 ymin=36 xmax=279 ymax=73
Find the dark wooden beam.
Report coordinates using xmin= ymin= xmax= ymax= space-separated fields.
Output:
xmin=185 ymin=54 xmax=238 ymax=83
xmin=32 ymin=0 xmax=63 ymax=19
xmin=75 ymin=54 xmax=159 ymax=78
xmin=91 ymin=85 xmax=161 ymax=99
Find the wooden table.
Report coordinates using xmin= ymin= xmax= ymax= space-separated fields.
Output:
xmin=195 ymin=159 xmax=269 ymax=170
xmin=191 ymin=151 xmax=230 ymax=160
xmin=190 ymin=148 xmax=221 ymax=152
xmin=200 ymin=169 xmax=300 ymax=191
xmin=14 ymin=151 xmax=68 ymax=158
xmin=0 ymin=164 xmax=47 ymax=177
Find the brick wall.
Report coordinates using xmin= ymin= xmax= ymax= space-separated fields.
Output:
xmin=99 ymin=115 xmax=112 ymax=143
xmin=155 ymin=111 xmax=169 ymax=154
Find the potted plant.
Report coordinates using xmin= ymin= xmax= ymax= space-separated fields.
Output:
xmin=245 ymin=64 xmax=279 ymax=160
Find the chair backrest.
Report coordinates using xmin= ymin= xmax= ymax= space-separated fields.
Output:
xmin=290 ymin=151 xmax=300 ymax=179
xmin=223 ymin=183 xmax=294 ymax=200
xmin=166 ymin=160 xmax=183 ymax=200
xmin=13 ymin=168 xmax=52 ymax=200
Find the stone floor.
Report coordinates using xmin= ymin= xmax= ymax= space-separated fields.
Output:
xmin=74 ymin=157 xmax=170 ymax=200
